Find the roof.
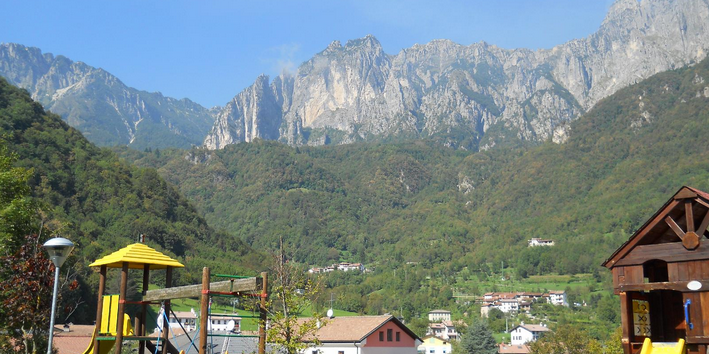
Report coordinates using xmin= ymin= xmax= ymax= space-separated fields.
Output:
xmin=307 ymin=315 xmax=420 ymax=343
xmin=420 ymin=335 xmax=451 ymax=345
xmin=429 ymin=309 xmax=451 ymax=313
xmin=602 ymin=186 xmax=709 ymax=268
xmin=499 ymin=344 xmax=531 ymax=354
xmin=510 ymin=324 xmax=550 ymax=333
xmin=89 ymin=243 xmax=184 ymax=269
xmin=52 ymin=325 xmax=95 ymax=354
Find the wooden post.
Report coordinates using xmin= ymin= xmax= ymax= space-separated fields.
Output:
xmin=259 ymin=272 xmax=268 ymax=354
xmin=94 ymin=265 xmax=107 ymax=354
xmin=162 ymin=267 xmax=172 ymax=354
xmin=619 ymin=291 xmax=632 ymax=354
xmin=140 ymin=263 xmax=149 ymax=354
xmin=115 ymin=262 xmax=129 ymax=354
xmin=199 ymin=267 xmax=210 ymax=354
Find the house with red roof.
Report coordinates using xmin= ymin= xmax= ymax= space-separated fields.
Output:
xmin=303 ymin=315 xmax=422 ymax=354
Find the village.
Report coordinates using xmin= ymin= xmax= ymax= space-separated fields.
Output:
xmin=44 ymin=186 xmax=709 ymax=354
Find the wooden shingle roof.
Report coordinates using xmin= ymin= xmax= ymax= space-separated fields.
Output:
xmin=89 ymin=243 xmax=184 ymax=269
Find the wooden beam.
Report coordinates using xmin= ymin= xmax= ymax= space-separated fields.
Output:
xmin=666 ymin=215 xmax=686 ymax=239
xmin=614 ymin=242 xmax=709 ymax=266
xmin=259 ymin=272 xmax=268 ymax=354
xmin=617 ymin=280 xmax=709 ymax=292
xmin=144 ymin=278 xmax=260 ymax=301
xmin=687 ymin=200 xmax=696 ymax=232
xmin=199 ymin=268 xmax=209 ymax=354
xmin=697 ymin=209 xmax=709 ymax=237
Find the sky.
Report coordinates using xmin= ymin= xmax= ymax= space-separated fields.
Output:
xmin=1 ymin=0 xmax=614 ymax=108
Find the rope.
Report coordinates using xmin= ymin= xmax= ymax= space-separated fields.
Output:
xmin=154 ymin=304 xmax=164 ymax=354
xmin=184 ymin=321 xmax=200 ymax=354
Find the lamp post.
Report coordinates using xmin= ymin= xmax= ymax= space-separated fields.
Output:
xmin=43 ymin=237 xmax=74 ymax=354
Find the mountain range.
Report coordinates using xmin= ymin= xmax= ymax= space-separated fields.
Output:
xmin=2 ymin=0 xmax=709 ymax=151
xmin=0 ymin=44 xmax=215 ymax=149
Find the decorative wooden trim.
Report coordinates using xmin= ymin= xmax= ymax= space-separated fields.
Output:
xmin=675 ymin=190 xmax=698 ymax=200
xmin=605 ymin=199 xmax=682 ymax=268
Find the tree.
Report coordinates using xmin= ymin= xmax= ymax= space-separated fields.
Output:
xmin=262 ymin=240 xmax=325 ymax=354
xmin=0 ymin=234 xmax=54 ymax=354
xmin=460 ymin=321 xmax=497 ymax=354
xmin=530 ymin=325 xmax=597 ymax=354
xmin=0 ymin=143 xmax=37 ymax=255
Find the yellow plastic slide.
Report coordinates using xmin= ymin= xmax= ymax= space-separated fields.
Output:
xmin=82 ymin=295 xmax=134 ymax=354
xmin=639 ymin=338 xmax=686 ymax=354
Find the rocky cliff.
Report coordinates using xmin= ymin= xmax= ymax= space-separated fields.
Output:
xmin=0 ymin=43 xmax=216 ymax=149
xmin=204 ymin=0 xmax=709 ymax=150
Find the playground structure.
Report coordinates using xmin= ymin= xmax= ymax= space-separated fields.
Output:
xmin=85 ymin=242 xmax=268 ymax=354
xmin=604 ymin=186 xmax=709 ymax=354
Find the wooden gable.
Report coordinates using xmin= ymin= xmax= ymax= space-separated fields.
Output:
xmin=603 ymin=186 xmax=709 ymax=269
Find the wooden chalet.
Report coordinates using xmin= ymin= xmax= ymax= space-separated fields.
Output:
xmin=603 ymin=186 xmax=709 ymax=354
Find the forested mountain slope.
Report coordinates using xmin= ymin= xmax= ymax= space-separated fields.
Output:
xmin=123 ymin=56 xmax=709 ymax=279
xmin=0 ymin=78 xmax=264 ymax=323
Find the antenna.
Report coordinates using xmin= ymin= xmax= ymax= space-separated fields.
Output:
xmin=328 ymin=293 xmax=335 ymax=318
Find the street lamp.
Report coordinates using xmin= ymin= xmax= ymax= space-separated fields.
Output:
xmin=43 ymin=237 xmax=74 ymax=354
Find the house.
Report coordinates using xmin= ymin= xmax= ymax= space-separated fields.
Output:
xmin=171 ymin=310 xmax=198 ymax=331
xmin=527 ymin=238 xmax=555 ymax=247
xmin=602 ymin=187 xmax=709 ymax=354
xmin=509 ymin=323 xmax=550 ymax=345
xmin=207 ymin=314 xmax=241 ymax=332
xmin=302 ymin=315 xmax=421 ymax=354
xmin=546 ymin=290 xmax=568 ymax=307
xmin=497 ymin=299 xmax=519 ymax=313
xmin=309 ymin=263 xmax=365 ymax=274
xmin=499 ymin=343 xmax=530 ymax=354
xmin=426 ymin=320 xmax=460 ymax=341
xmin=427 ymin=309 xmax=451 ymax=322
xmin=418 ymin=335 xmax=452 ymax=354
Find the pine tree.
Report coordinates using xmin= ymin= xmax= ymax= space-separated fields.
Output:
xmin=460 ymin=321 xmax=497 ymax=354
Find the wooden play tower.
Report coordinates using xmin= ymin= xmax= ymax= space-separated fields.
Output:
xmin=604 ymin=186 xmax=709 ymax=354
xmin=87 ymin=242 xmax=267 ymax=354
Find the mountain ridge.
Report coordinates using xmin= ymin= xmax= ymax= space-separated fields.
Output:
xmin=0 ymin=43 xmax=217 ymax=149
xmin=204 ymin=0 xmax=709 ymax=150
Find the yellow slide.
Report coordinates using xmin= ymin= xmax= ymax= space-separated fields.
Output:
xmin=83 ymin=295 xmax=134 ymax=354
xmin=639 ymin=338 xmax=686 ymax=354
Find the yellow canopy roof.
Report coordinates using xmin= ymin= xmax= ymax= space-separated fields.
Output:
xmin=89 ymin=243 xmax=184 ymax=269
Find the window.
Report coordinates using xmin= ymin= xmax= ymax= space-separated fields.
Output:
xmin=396 ymin=332 xmax=400 ymax=341
xmin=387 ymin=329 xmax=393 ymax=341
xmin=379 ymin=331 xmax=384 ymax=341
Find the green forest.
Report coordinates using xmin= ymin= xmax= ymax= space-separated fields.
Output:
xmin=2 ymin=55 xmax=709 ymax=348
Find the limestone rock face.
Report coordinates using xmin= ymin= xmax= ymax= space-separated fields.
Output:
xmin=205 ymin=0 xmax=709 ymax=150
xmin=0 ymin=43 xmax=215 ymax=149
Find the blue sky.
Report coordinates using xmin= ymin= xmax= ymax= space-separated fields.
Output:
xmin=1 ymin=0 xmax=613 ymax=108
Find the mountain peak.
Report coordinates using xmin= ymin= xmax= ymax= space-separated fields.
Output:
xmin=345 ymin=34 xmax=382 ymax=50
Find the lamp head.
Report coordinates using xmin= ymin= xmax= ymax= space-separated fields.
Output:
xmin=43 ymin=237 xmax=74 ymax=268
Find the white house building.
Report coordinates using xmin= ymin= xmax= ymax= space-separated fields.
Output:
xmin=547 ymin=290 xmax=569 ymax=307
xmin=527 ymin=238 xmax=555 ymax=247
xmin=428 ymin=310 xmax=452 ymax=322
xmin=426 ymin=321 xmax=459 ymax=341
xmin=509 ymin=324 xmax=550 ymax=345
xmin=301 ymin=315 xmax=421 ymax=354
